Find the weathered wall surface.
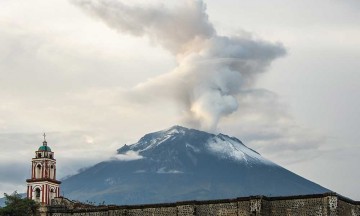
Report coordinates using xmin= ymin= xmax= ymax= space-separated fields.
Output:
xmin=48 ymin=193 xmax=360 ymax=216
xmin=263 ymin=197 xmax=327 ymax=215
xmin=338 ymin=198 xmax=360 ymax=216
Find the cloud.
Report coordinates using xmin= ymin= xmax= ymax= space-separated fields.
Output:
xmin=0 ymin=163 xmax=28 ymax=194
xmin=219 ymin=89 xmax=326 ymax=164
xmin=72 ymin=0 xmax=215 ymax=55
xmin=156 ymin=167 xmax=183 ymax=174
xmin=72 ymin=0 xmax=286 ymax=131
xmin=111 ymin=150 xmax=144 ymax=161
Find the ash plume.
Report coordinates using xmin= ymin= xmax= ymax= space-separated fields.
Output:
xmin=72 ymin=0 xmax=286 ymax=131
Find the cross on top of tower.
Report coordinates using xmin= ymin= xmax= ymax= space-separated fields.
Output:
xmin=43 ymin=133 xmax=47 ymax=146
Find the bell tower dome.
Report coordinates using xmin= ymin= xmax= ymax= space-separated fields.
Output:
xmin=26 ymin=133 xmax=61 ymax=205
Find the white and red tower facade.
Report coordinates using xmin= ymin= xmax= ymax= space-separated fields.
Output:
xmin=26 ymin=134 xmax=61 ymax=205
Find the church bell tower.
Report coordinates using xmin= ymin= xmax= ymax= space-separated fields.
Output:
xmin=26 ymin=134 xmax=61 ymax=205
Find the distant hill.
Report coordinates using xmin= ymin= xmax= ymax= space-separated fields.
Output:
xmin=60 ymin=126 xmax=330 ymax=205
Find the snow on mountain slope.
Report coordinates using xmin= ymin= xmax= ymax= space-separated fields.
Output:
xmin=61 ymin=125 xmax=331 ymax=205
xmin=118 ymin=126 xmax=273 ymax=167
xmin=206 ymin=134 xmax=274 ymax=165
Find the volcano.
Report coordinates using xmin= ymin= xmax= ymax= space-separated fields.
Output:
xmin=61 ymin=126 xmax=330 ymax=205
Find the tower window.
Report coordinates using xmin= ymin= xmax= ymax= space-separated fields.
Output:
xmin=35 ymin=188 xmax=40 ymax=198
xmin=50 ymin=188 xmax=56 ymax=202
xmin=35 ymin=164 xmax=42 ymax=179
xmin=38 ymin=153 xmax=41 ymax=158
xmin=50 ymin=154 xmax=53 ymax=159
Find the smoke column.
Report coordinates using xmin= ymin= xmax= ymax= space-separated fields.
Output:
xmin=72 ymin=0 xmax=286 ymax=131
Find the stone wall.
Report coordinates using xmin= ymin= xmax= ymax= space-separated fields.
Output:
xmin=337 ymin=197 xmax=360 ymax=216
xmin=263 ymin=196 xmax=327 ymax=215
xmin=48 ymin=193 xmax=360 ymax=216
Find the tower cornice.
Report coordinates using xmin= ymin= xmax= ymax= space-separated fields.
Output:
xmin=32 ymin=158 xmax=56 ymax=161
xmin=26 ymin=178 xmax=61 ymax=184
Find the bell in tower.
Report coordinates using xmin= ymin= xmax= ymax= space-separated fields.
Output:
xmin=26 ymin=133 xmax=61 ymax=205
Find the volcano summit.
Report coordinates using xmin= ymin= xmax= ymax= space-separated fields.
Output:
xmin=61 ymin=126 xmax=330 ymax=205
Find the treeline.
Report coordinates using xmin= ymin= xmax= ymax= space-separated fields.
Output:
xmin=0 ymin=192 xmax=38 ymax=216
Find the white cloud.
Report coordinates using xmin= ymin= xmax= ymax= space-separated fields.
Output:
xmin=156 ymin=167 xmax=183 ymax=174
xmin=111 ymin=150 xmax=144 ymax=161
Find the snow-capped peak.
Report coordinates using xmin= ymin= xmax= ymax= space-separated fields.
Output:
xmin=163 ymin=125 xmax=187 ymax=135
xmin=116 ymin=125 xmax=274 ymax=166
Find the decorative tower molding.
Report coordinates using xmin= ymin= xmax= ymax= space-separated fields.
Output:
xmin=26 ymin=133 xmax=61 ymax=205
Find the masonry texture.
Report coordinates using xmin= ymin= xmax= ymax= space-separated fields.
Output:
xmin=47 ymin=193 xmax=359 ymax=216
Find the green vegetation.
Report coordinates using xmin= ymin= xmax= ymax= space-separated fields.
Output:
xmin=0 ymin=192 xmax=39 ymax=216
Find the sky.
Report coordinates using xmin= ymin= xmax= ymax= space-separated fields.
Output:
xmin=0 ymin=0 xmax=359 ymax=200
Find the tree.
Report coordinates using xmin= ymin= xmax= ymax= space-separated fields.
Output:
xmin=0 ymin=191 xmax=39 ymax=216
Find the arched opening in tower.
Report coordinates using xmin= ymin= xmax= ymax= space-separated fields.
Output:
xmin=50 ymin=188 xmax=56 ymax=203
xmin=36 ymin=164 xmax=42 ymax=178
xmin=35 ymin=188 xmax=41 ymax=202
